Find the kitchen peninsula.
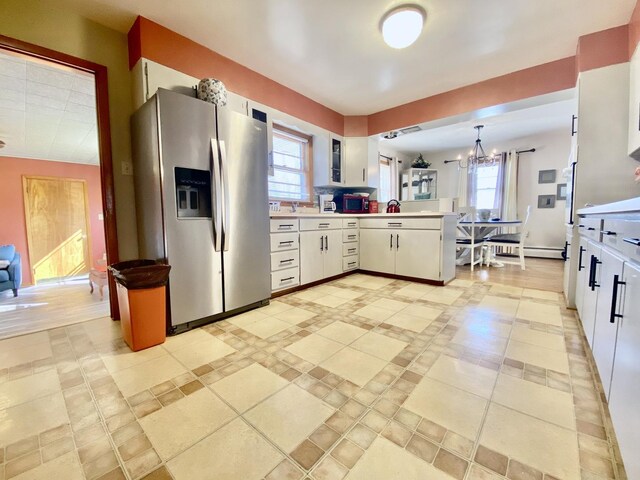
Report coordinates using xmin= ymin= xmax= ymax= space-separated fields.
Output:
xmin=269 ymin=212 xmax=457 ymax=293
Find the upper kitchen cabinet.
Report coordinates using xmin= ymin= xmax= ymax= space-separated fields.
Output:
xmin=344 ymin=137 xmax=380 ymax=188
xmin=313 ymin=133 xmax=344 ymax=186
xmin=628 ymin=47 xmax=640 ymax=159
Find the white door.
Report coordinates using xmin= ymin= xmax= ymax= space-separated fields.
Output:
xmin=360 ymin=229 xmax=395 ymax=274
xmin=591 ymin=248 xmax=624 ymax=398
xmin=609 ymin=261 xmax=640 ymax=480
xmin=323 ymin=229 xmax=343 ymax=279
xmin=395 ymin=230 xmax=440 ymax=279
xmin=581 ymin=239 xmax=602 ymax=347
xmin=300 ymin=231 xmax=324 ymax=285
xmin=575 ymin=236 xmax=590 ymax=317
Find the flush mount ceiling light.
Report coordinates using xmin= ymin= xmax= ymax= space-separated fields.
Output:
xmin=381 ymin=5 xmax=426 ymax=49
xmin=0 ymin=140 xmax=5 ymax=149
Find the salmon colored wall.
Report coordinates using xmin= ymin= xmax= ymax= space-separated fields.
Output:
xmin=576 ymin=25 xmax=629 ymax=73
xmin=630 ymin=0 xmax=640 ymax=56
xmin=344 ymin=116 xmax=369 ymax=137
xmin=0 ymin=157 xmax=106 ymax=286
xmin=128 ymin=17 xmax=345 ymax=135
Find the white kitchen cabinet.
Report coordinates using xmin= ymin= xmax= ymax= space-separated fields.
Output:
xmin=345 ymin=137 xmax=368 ymax=187
xmin=270 ymin=219 xmax=300 ymax=292
xmin=580 ymin=239 xmax=602 ymax=347
xmin=314 ymin=134 xmax=344 ymax=186
xmin=300 ymin=229 xmax=342 ymax=285
xmin=360 ymin=229 xmax=395 ymax=274
xmin=591 ymin=248 xmax=625 ymax=398
xmin=575 ymin=236 xmax=590 ymax=317
xmin=395 ymin=230 xmax=440 ymax=279
xmin=609 ymin=261 xmax=640 ymax=480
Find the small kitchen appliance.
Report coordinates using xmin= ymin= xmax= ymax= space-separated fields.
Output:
xmin=334 ymin=194 xmax=369 ymax=213
xmin=386 ymin=199 xmax=401 ymax=213
xmin=318 ymin=194 xmax=336 ymax=214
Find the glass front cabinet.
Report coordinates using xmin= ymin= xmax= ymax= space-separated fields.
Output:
xmin=401 ymin=168 xmax=438 ymax=201
xmin=331 ymin=136 xmax=343 ymax=184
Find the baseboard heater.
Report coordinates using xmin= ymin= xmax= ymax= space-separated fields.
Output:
xmin=496 ymin=246 xmax=563 ymax=260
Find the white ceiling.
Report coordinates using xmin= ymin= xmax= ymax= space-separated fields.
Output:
xmin=380 ymin=97 xmax=576 ymax=154
xmin=0 ymin=50 xmax=99 ymax=165
xmin=56 ymin=0 xmax=635 ymax=115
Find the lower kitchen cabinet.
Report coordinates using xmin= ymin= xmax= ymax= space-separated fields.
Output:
xmin=300 ymin=229 xmax=342 ymax=285
xmin=360 ymin=229 xmax=395 ymax=274
xmin=579 ymin=239 xmax=602 ymax=347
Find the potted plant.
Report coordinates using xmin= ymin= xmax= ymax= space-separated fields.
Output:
xmin=412 ymin=153 xmax=431 ymax=169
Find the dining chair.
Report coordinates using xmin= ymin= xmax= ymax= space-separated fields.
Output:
xmin=456 ymin=207 xmax=485 ymax=271
xmin=484 ymin=205 xmax=531 ymax=270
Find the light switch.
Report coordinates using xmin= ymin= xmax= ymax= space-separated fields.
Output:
xmin=98 ymin=213 xmax=104 ymax=221
xmin=121 ymin=161 xmax=133 ymax=176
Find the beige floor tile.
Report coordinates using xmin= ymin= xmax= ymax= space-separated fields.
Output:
xmin=492 ymin=374 xmax=575 ymax=430
xmin=394 ymin=284 xmax=436 ymax=299
xmin=460 ymin=317 xmax=512 ymax=339
xmin=314 ymin=285 xmax=363 ymax=300
xmin=480 ymin=403 xmax=580 ymax=480
xmin=227 ymin=310 xmax=272 ymax=329
xmin=510 ymin=324 xmax=566 ymax=352
xmin=316 ymin=321 xmax=368 ymax=345
xmin=358 ymin=277 xmax=395 ymax=290
xmin=489 ymin=284 xmax=523 ymax=296
xmin=405 ymin=377 xmax=487 ymax=439
xmin=0 ymin=369 xmax=60 ymax=410
xmin=84 ymin=320 xmax=122 ymax=345
xmin=345 ymin=436 xmax=453 ymax=480
xmin=353 ymin=305 xmax=395 ymax=322
xmin=523 ymin=289 xmax=559 ymax=301
xmin=385 ymin=311 xmax=439 ymax=333
xmin=285 ymin=334 xmax=344 ymax=365
xmin=0 ymin=393 xmax=69 ymax=445
xmin=370 ymin=298 xmax=411 ymax=312
xmin=242 ymin=317 xmax=292 ymax=339
xmin=111 ymin=354 xmax=187 ymax=397
xmin=321 ymin=347 xmax=388 ymax=386
xmin=477 ymin=296 xmax=519 ymax=317
xmin=401 ymin=303 xmax=444 ymax=320
xmin=451 ymin=328 xmax=508 ymax=356
xmin=427 ymin=355 xmax=497 ymax=399
xmin=311 ymin=295 xmax=351 ymax=308
xmin=449 ymin=279 xmax=475 ymax=288
xmin=0 ymin=334 xmax=52 ymax=370
xmin=167 ymin=417 xmax=283 ymax=480
xmin=350 ymin=332 xmax=407 ymax=362
xmin=258 ymin=300 xmax=294 ymax=316
xmin=168 ymin=336 xmax=236 ymax=370
xmin=421 ymin=287 xmax=463 ymax=305
xmin=291 ymin=289 xmax=326 ymax=301
xmin=163 ymin=329 xmax=218 ymax=353
xmin=12 ymin=451 xmax=83 ymax=480
xmin=515 ymin=301 xmax=562 ymax=326
xmin=101 ymin=345 xmax=166 ymax=374
xmin=505 ymin=340 xmax=569 ymax=374
xmin=210 ymin=364 xmax=289 ymax=413
xmin=273 ymin=307 xmax=318 ymax=325
xmin=245 ymin=384 xmax=333 ymax=451
xmin=140 ymin=388 xmax=236 ymax=461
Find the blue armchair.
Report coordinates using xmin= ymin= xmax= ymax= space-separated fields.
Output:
xmin=0 ymin=245 xmax=22 ymax=297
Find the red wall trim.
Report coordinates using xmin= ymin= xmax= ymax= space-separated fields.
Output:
xmin=630 ymin=0 xmax=640 ymax=57
xmin=344 ymin=116 xmax=368 ymax=137
xmin=576 ymin=25 xmax=629 ymax=74
xmin=367 ymin=57 xmax=577 ymax=135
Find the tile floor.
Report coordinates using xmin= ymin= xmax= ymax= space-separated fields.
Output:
xmin=0 ymin=272 xmax=625 ymax=480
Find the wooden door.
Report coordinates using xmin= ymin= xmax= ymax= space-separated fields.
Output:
xmin=23 ymin=176 xmax=91 ymax=283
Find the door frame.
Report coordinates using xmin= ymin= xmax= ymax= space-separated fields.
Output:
xmin=22 ymin=176 xmax=93 ymax=284
xmin=0 ymin=34 xmax=120 ymax=319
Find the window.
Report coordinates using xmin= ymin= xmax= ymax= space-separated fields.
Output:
xmin=379 ymin=155 xmax=393 ymax=203
xmin=269 ymin=125 xmax=312 ymax=202
xmin=473 ymin=163 xmax=500 ymax=209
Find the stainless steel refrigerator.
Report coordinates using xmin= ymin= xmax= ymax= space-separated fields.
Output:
xmin=131 ymin=88 xmax=270 ymax=333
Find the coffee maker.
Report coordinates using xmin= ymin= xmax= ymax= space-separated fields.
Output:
xmin=318 ymin=194 xmax=336 ymax=214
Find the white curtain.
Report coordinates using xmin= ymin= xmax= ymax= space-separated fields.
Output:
xmin=457 ymin=166 xmax=471 ymax=208
xmin=502 ymin=150 xmax=518 ymax=221
xmin=492 ymin=152 xmax=507 ymax=212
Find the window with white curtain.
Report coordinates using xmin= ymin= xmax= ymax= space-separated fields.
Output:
xmin=474 ymin=163 xmax=501 ymax=209
xmin=269 ymin=125 xmax=312 ymax=202
xmin=379 ymin=156 xmax=391 ymax=203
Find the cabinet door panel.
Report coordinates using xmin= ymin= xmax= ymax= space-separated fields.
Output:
xmin=345 ymin=137 xmax=367 ymax=187
xmin=609 ymin=262 xmax=640 ymax=480
xmin=299 ymin=231 xmax=324 ymax=285
xmin=591 ymin=248 xmax=624 ymax=398
xmin=395 ymin=230 xmax=440 ymax=280
xmin=323 ymin=230 xmax=343 ymax=279
xmin=581 ymin=240 xmax=602 ymax=347
xmin=575 ymin=236 xmax=589 ymax=316
xmin=360 ymin=229 xmax=395 ymax=274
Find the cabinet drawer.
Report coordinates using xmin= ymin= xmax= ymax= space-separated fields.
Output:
xmin=343 ymin=255 xmax=359 ymax=271
xmin=300 ymin=218 xmax=342 ymax=231
xmin=342 ymin=218 xmax=359 ymax=229
xmin=577 ymin=217 xmax=602 ymax=241
xmin=270 ymin=232 xmax=298 ymax=252
xmin=343 ymin=229 xmax=359 ymax=243
xmin=271 ymin=268 xmax=299 ymax=291
xmin=343 ymin=243 xmax=359 ymax=257
xmin=360 ymin=217 xmax=441 ymax=230
xmin=271 ymin=250 xmax=300 ymax=271
xmin=270 ymin=218 xmax=299 ymax=233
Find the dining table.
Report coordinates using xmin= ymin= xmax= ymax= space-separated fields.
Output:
xmin=456 ymin=219 xmax=523 ymax=267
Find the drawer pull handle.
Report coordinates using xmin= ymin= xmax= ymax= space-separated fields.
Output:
xmin=388 ymin=222 xmax=402 ymax=226
xmin=348 ymin=248 xmax=356 ymax=253
xmin=279 ymin=240 xmax=294 ymax=245
xmin=623 ymin=237 xmax=640 ymax=246
xmin=277 ymin=224 xmax=294 ymax=229
xmin=587 ymin=227 xmax=595 ymax=231
xmin=280 ymin=259 xmax=294 ymax=264
xmin=602 ymin=231 xmax=616 ymax=236
xmin=348 ymin=262 xmax=357 ymax=266
xmin=281 ymin=277 xmax=295 ymax=282
xmin=578 ymin=224 xmax=585 ymax=228
xmin=348 ymin=235 xmax=356 ymax=239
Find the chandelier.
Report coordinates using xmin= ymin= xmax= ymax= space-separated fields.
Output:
xmin=444 ymin=125 xmax=498 ymax=170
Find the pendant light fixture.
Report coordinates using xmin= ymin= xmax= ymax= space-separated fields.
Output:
xmin=444 ymin=125 xmax=498 ymax=171
xmin=381 ymin=5 xmax=426 ymax=49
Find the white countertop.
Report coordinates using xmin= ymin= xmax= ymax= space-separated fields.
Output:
xmin=578 ymin=196 xmax=640 ymax=215
xmin=270 ymin=212 xmax=456 ymax=218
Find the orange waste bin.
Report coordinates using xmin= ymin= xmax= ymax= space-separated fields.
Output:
xmin=109 ymin=260 xmax=171 ymax=352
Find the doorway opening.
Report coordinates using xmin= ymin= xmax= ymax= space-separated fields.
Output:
xmin=0 ymin=37 xmax=119 ymax=339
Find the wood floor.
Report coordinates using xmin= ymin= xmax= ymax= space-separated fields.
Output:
xmin=0 ymin=275 xmax=110 ymax=340
xmin=456 ymin=256 xmax=564 ymax=292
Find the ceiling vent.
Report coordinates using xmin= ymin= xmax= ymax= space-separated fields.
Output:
xmin=399 ymin=125 xmax=422 ymax=135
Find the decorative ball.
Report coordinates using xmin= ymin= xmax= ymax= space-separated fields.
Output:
xmin=197 ymin=78 xmax=228 ymax=106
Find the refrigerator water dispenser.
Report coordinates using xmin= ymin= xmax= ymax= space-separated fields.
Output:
xmin=175 ymin=167 xmax=212 ymax=218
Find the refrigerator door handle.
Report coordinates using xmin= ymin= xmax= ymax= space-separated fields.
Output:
xmin=220 ymin=140 xmax=231 ymax=252
xmin=210 ymin=139 xmax=223 ymax=252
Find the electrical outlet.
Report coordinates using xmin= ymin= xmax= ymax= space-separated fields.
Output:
xmin=121 ymin=161 xmax=133 ymax=176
